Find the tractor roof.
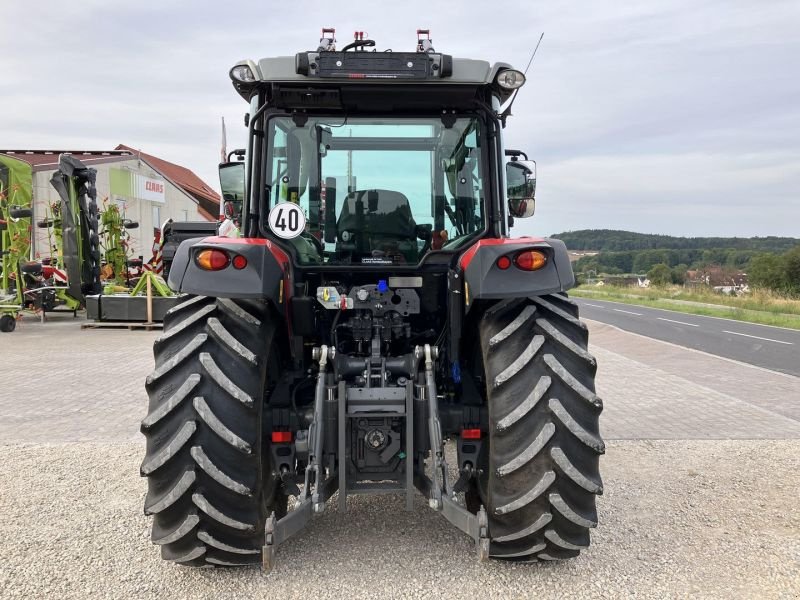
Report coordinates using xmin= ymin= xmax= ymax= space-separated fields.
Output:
xmin=230 ymin=52 xmax=516 ymax=109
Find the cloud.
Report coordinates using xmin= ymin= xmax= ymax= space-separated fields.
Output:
xmin=1 ymin=0 xmax=798 ymax=237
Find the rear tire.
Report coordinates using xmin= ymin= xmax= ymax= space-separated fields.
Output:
xmin=141 ymin=295 xmax=287 ymax=567
xmin=476 ymin=293 xmax=604 ymax=562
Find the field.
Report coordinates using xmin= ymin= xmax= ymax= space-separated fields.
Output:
xmin=571 ymin=285 xmax=800 ymax=330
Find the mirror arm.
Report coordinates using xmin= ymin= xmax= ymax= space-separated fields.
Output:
xmin=226 ymin=149 xmax=246 ymax=163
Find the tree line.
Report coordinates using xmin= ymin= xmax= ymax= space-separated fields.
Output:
xmin=572 ymin=248 xmax=757 ymax=275
xmin=557 ymin=230 xmax=800 ymax=295
xmin=553 ymin=229 xmax=798 ymax=253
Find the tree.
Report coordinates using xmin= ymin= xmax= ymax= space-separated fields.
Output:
xmin=748 ymin=253 xmax=786 ymax=291
xmin=671 ymin=264 xmax=688 ymax=285
xmin=647 ymin=263 xmax=673 ymax=287
xmin=783 ymin=245 xmax=800 ymax=295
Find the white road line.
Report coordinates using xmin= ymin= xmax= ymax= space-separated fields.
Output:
xmin=584 ymin=304 xmax=604 ymax=308
xmin=583 ymin=318 xmax=800 ymax=380
xmin=612 ymin=308 xmax=643 ymax=316
xmin=657 ymin=317 xmax=699 ymax=327
xmin=722 ymin=330 xmax=794 ymax=345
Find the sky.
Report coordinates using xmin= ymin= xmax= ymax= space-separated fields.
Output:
xmin=1 ymin=0 xmax=798 ymax=238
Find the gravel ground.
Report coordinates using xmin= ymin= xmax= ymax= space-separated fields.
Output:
xmin=2 ymin=440 xmax=798 ymax=599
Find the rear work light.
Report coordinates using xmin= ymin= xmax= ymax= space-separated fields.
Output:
xmin=195 ymin=249 xmax=230 ymax=271
xmin=230 ymin=64 xmax=256 ymax=83
xmin=497 ymin=69 xmax=526 ymax=90
xmin=514 ymin=250 xmax=547 ymax=271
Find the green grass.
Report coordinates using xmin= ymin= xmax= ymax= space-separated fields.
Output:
xmin=571 ymin=285 xmax=800 ymax=330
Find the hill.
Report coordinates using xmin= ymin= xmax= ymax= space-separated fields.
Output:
xmin=551 ymin=230 xmax=799 ymax=253
xmin=550 ymin=230 xmax=800 ymax=276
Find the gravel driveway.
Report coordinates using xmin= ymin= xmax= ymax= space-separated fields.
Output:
xmin=1 ymin=440 xmax=798 ymax=599
xmin=1 ymin=316 xmax=798 ymax=598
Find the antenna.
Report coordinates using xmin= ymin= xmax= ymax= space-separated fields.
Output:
xmin=523 ymin=32 xmax=544 ymax=76
xmin=500 ymin=32 xmax=544 ymax=125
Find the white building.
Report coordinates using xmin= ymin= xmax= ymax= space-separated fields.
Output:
xmin=0 ymin=146 xmax=219 ymax=262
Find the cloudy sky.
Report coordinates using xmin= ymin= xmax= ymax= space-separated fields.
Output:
xmin=2 ymin=0 xmax=798 ymax=237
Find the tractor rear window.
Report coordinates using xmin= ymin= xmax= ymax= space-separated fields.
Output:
xmin=262 ymin=115 xmax=486 ymax=265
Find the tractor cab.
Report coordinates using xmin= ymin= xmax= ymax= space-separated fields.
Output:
xmin=217 ymin=29 xmax=534 ymax=269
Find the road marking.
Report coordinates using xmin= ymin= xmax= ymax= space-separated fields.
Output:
xmin=657 ymin=317 xmax=699 ymax=327
xmin=722 ymin=330 xmax=794 ymax=345
xmin=612 ymin=308 xmax=643 ymax=316
xmin=583 ymin=318 xmax=800 ymax=379
xmin=584 ymin=304 xmax=604 ymax=308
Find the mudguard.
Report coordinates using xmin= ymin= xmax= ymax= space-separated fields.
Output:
xmin=459 ymin=237 xmax=574 ymax=305
xmin=167 ymin=236 xmax=289 ymax=300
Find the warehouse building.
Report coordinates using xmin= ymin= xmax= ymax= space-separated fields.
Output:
xmin=0 ymin=146 xmax=219 ymax=262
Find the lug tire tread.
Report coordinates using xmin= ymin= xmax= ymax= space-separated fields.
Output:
xmin=141 ymin=294 xmax=284 ymax=567
xmin=478 ymin=293 xmax=604 ymax=562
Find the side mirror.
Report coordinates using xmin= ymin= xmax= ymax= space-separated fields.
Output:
xmin=506 ymin=160 xmax=536 ymax=218
xmin=219 ymin=162 xmax=245 ymax=220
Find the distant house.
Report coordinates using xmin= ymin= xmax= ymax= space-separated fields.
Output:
xmin=0 ymin=147 xmax=219 ymax=261
xmin=685 ymin=266 xmax=748 ymax=288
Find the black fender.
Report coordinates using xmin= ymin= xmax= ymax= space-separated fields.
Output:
xmin=167 ymin=236 xmax=290 ymax=301
xmin=459 ymin=237 xmax=574 ymax=306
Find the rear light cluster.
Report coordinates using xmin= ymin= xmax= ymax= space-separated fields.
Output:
xmin=195 ymin=248 xmax=248 ymax=271
xmin=496 ymin=249 xmax=547 ymax=272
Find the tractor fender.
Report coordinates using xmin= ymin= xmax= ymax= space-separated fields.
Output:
xmin=459 ymin=237 xmax=574 ymax=304
xmin=168 ymin=236 xmax=290 ymax=300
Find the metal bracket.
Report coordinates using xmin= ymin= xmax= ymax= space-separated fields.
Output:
xmin=440 ymin=496 xmax=490 ymax=561
xmin=262 ymin=474 xmax=337 ymax=572
xmin=262 ymin=512 xmax=277 ymax=572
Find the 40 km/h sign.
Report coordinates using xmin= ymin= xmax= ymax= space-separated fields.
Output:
xmin=268 ymin=202 xmax=306 ymax=239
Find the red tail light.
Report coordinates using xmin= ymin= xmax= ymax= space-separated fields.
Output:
xmin=462 ymin=428 xmax=482 ymax=440
xmin=514 ymin=250 xmax=547 ymax=271
xmin=496 ymin=255 xmax=511 ymax=270
xmin=271 ymin=431 xmax=292 ymax=443
xmin=195 ymin=249 xmax=230 ymax=271
xmin=232 ymin=255 xmax=248 ymax=269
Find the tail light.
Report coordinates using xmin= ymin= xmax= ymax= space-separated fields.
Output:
xmin=272 ymin=431 xmax=292 ymax=443
xmin=461 ymin=428 xmax=482 ymax=440
xmin=195 ymin=249 xmax=230 ymax=271
xmin=514 ymin=250 xmax=547 ymax=271
xmin=496 ymin=255 xmax=511 ymax=270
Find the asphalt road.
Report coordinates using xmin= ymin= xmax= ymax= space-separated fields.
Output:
xmin=573 ymin=297 xmax=800 ymax=377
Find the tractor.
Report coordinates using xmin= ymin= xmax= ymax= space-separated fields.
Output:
xmin=141 ymin=29 xmax=604 ymax=569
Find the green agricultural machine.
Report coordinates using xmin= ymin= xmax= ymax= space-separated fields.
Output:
xmin=0 ymin=154 xmax=33 ymax=332
xmin=0 ymin=154 xmax=103 ymax=332
xmin=141 ymin=30 xmax=604 ymax=569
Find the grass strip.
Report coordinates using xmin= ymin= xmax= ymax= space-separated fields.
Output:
xmin=571 ymin=287 xmax=800 ymax=330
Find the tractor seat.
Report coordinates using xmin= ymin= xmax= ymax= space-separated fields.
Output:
xmin=20 ymin=262 xmax=43 ymax=275
xmin=337 ymin=189 xmax=417 ymax=239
